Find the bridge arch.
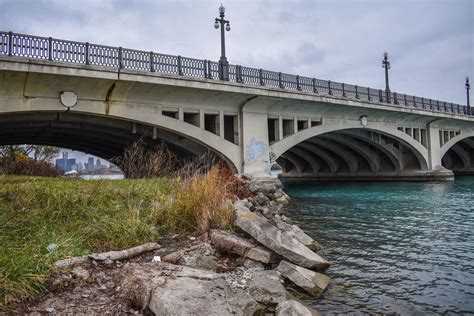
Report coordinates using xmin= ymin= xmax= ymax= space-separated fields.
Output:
xmin=0 ymin=110 xmax=241 ymax=173
xmin=440 ymin=132 xmax=474 ymax=173
xmin=270 ymin=124 xmax=430 ymax=179
xmin=439 ymin=131 xmax=474 ymax=159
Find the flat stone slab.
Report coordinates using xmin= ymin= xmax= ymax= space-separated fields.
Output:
xmin=273 ymin=218 xmax=321 ymax=252
xmin=234 ymin=208 xmax=329 ymax=270
xmin=210 ymin=229 xmax=276 ymax=263
xmin=121 ymin=262 xmax=261 ymax=316
xmin=276 ymin=260 xmax=330 ymax=296
xmin=248 ymin=270 xmax=287 ymax=305
xmin=162 ymin=242 xmax=218 ymax=271
xmin=276 ymin=300 xmax=316 ymax=316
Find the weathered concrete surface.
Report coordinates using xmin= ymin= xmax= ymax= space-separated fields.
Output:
xmin=277 ymin=260 xmax=330 ymax=296
xmin=273 ymin=217 xmax=321 ymax=251
xmin=162 ymin=242 xmax=218 ymax=271
xmin=210 ymin=229 xmax=276 ymax=264
xmin=276 ymin=300 xmax=317 ymax=316
xmin=234 ymin=208 xmax=330 ymax=270
xmin=121 ymin=262 xmax=261 ymax=316
xmin=247 ymin=270 xmax=287 ymax=305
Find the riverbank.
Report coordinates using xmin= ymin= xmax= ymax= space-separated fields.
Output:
xmin=1 ymin=172 xmax=331 ymax=314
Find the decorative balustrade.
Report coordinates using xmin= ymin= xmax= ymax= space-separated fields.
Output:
xmin=0 ymin=31 xmax=471 ymax=116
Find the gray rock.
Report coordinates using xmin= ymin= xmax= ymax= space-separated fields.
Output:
xmin=248 ymin=270 xmax=287 ymax=305
xmin=234 ymin=208 xmax=329 ymax=270
xmin=210 ymin=229 xmax=276 ymax=264
xmin=275 ymin=196 xmax=290 ymax=204
xmin=240 ymin=199 xmax=252 ymax=209
xmin=273 ymin=191 xmax=283 ymax=199
xmin=255 ymin=206 xmax=271 ymax=217
xmin=162 ymin=242 xmax=218 ymax=271
xmin=235 ymin=199 xmax=250 ymax=211
xmin=248 ymin=182 xmax=261 ymax=194
xmin=276 ymin=260 xmax=330 ymax=296
xmin=121 ymin=262 xmax=261 ymax=316
xmin=273 ymin=218 xmax=321 ymax=252
xmin=255 ymin=192 xmax=270 ymax=206
xmin=276 ymin=300 xmax=316 ymax=316
xmin=242 ymin=258 xmax=265 ymax=271
xmin=72 ymin=266 xmax=90 ymax=280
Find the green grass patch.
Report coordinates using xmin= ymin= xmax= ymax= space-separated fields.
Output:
xmin=0 ymin=176 xmax=172 ymax=306
xmin=0 ymin=172 xmax=235 ymax=308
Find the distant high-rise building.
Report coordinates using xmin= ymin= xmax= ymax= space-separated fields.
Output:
xmin=76 ymin=162 xmax=84 ymax=172
xmin=55 ymin=152 xmax=76 ymax=172
xmin=85 ymin=157 xmax=95 ymax=171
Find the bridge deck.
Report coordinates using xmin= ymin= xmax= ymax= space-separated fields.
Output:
xmin=1 ymin=31 xmax=471 ymax=117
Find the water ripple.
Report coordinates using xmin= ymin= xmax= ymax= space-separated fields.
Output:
xmin=285 ymin=177 xmax=474 ymax=315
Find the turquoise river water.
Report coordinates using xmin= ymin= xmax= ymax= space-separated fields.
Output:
xmin=285 ymin=176 xmax=474 ymax=315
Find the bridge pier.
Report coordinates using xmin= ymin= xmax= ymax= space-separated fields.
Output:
xmin=240 ymin=97 xmax=274 ymax=176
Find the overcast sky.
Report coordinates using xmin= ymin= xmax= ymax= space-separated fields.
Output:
xmin=1 ymin=0 xmax=472 ymax=162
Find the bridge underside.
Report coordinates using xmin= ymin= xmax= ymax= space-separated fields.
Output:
xmin=0 ymin=112 xmax=222 ymax=167
xmin=277 ymin=129 xmax=455 ymax=182
xmin=442 ymin=137 xmax=474 ymax=175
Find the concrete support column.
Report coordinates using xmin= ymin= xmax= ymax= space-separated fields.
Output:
xmin=427 ymin=125 xmax=442 ymax=170
xmin=178 ymin=107 xmax=184 ymax=121
xmin=278 ymin=116 xmax=283 ymax=141
xmin=156 ymin=104 xmax=163 ymax=116
xmin=293 ymin=116 xmax=298 ymax=134
xmin=199 ymin=109 xmax=205 ymax=129
xmin=240 ymin=97 xmax=276 ymax=176
xmin=218 ymin=110 xmax=224 ymax=138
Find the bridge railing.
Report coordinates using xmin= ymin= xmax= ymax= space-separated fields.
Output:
xmin=0 ymin=31 xmax=471 ymax=116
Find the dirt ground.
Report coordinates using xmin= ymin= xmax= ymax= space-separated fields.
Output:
xmin=13 ymin=236 xmax=194 ymax=315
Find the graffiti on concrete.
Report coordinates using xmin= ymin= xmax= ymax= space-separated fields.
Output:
xmin=245 ymin=138 xmax=268 ymax=165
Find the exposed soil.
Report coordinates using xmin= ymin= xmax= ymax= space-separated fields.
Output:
xmin=12 ymin=235 xmax=225 ymax=315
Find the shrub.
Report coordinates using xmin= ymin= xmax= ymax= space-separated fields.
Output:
xmin=0 ymin=158 xmax=59 ymax=177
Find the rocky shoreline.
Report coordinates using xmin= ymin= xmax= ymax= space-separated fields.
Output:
xmin=25 ymin=176 xmax=331 ymax=315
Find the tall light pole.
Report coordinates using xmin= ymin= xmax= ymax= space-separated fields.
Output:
xmin=214 ymin=4 xmax=231 ymax=81
xmin=382 ymin=52 xmax=391 ymax=103
xmin=466 ymin=77 xmax=471 ymax=114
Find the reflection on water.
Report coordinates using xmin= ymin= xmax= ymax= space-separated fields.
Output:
xmin=284 ymin=177 xmax=474 ymax=315
xmin=79 ymin=174 xmax=124 ymax=180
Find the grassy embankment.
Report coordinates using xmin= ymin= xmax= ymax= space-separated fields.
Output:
xmin=0 ymin=167 xmax=239 ymax=308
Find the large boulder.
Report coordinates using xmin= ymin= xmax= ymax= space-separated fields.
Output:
xmin=234 ymin=208 xmax=329 ymax=270
xmin=247 ymin=270 xmax=287 ymax=305
xmin=210 ymin=229 xmax=277 ymax=264
xmin=273 ymin=218 xmax=321 ymax=252
xmin=121 ymin=262 xmax=261 ymax=316
xmin=276 ymin=260 xmax=330 ymax=296
xmin=276 ymin=300 xmax=316 ymax=316
xmin=162 ymin=242 xmax=218 ymax=271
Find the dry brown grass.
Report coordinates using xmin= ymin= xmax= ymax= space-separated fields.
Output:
xmin=149 ymin=164 xmax=244 ymax=234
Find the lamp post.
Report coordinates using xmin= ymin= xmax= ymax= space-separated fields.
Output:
xmin=214 ymin=4 xmax=231 ymax=81
xmin=466 ymin=77 xmax=471 ymax=114
xmin=382 ymin=52 xmax=391 ymax=103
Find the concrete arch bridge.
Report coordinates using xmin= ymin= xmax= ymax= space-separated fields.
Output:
xmin=0 ymin=32 xmax=473 ymax=180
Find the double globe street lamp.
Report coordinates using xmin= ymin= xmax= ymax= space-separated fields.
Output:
xmin=214 ymin=4 xmax=231 ymax=80
xmin=382 ymin=52 xmax=391 ymax=103
xmin=466 ymin=77 xmax=471 ymax=114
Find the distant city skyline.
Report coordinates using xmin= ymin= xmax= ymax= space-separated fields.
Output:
xmin=57 ymin=149 xmax=111 ymax=167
